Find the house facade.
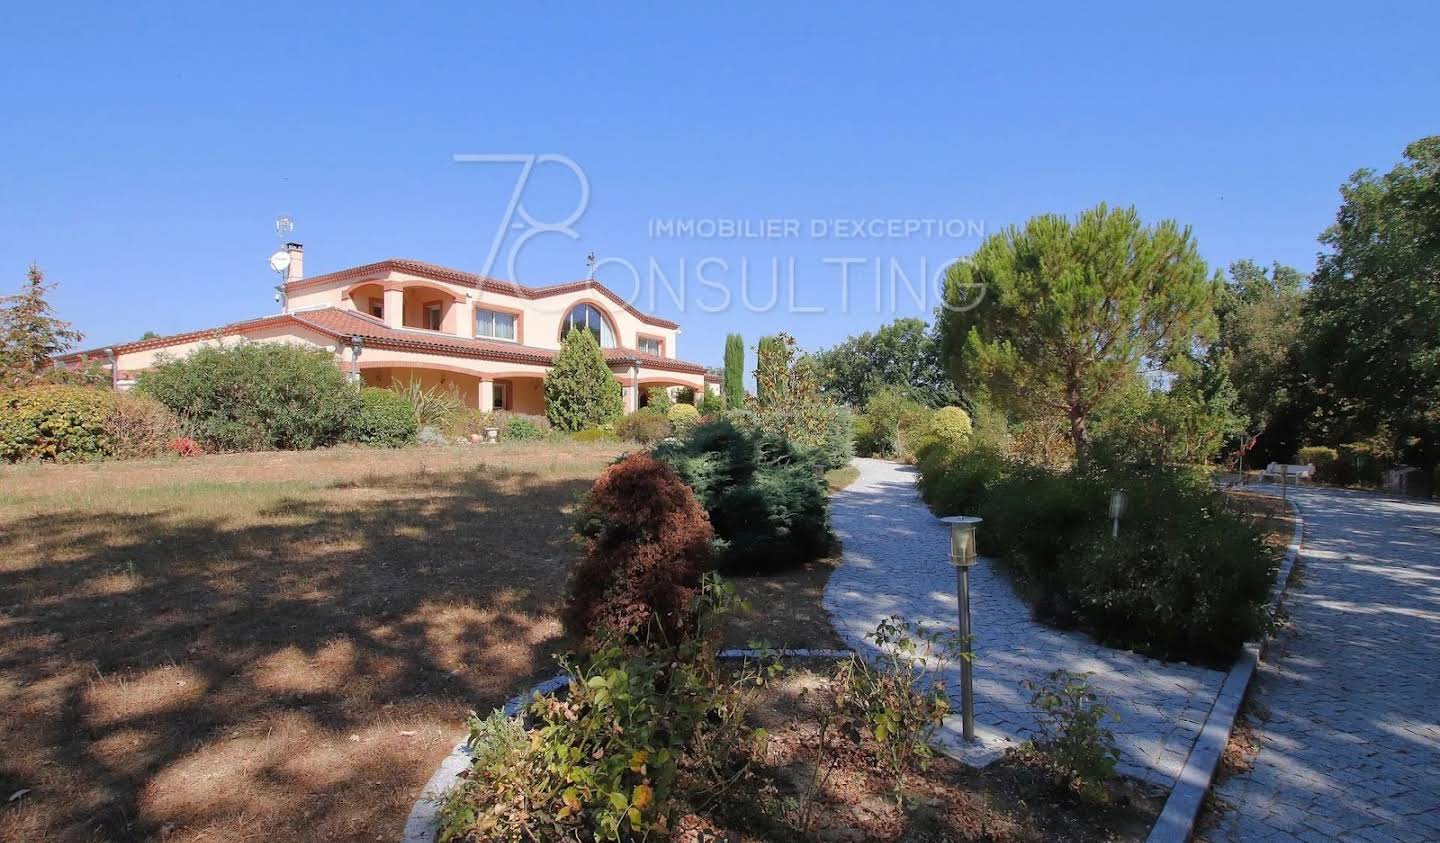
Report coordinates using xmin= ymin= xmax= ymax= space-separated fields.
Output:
xmin=60 ymin=244 xmax=717 ymax=413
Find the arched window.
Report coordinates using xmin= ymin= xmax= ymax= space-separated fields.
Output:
xmin=561 ymin=303 xmax=615 ymax=347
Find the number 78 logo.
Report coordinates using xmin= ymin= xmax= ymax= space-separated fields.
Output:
xmin=453 ymin=153 xmax=590 ymax=284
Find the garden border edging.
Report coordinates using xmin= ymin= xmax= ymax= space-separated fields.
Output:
xmin=1145 ymin=493 xmax=1305 ymax=843
xmin=399 ymin=648 xmax=853 ymax=843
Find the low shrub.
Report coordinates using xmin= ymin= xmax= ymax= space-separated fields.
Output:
xmin=1296 ymin=445 xmax=1338 ymax=470
xmin=1019 ymin=670 xmax=1119 ymax=801
xmin=917 ymin=444 xmax=1277 ymax=663
xmin=572 ymin=427 xmax=619 ymax=443
xmin=616 ymin=407 xmax=672 ymax=444
xmin=916 ymin=442 xmax=1011 ymax=517
xmin=105 ymin=391 xmax=182 ymax=459
xmin=0 ymin=385 xmax=114 ymax=463
xmin=564 ymin=453 xmax=715 ymax=644
xmin=697 ymin=390 xmax=724 ymax=417
xmin=666 ymin=402 xmax=700 ymax=437
xmin=352 ymin=387 xmax=417 ymax=447
xmin=673 ymin=386 xmax=696 ymax=405
xmin=812 ymin=404 xmax=856 ymax=470
xmin=504 ymin=415 xmax=545 ymax=441
xmin=136 ymin=343 xmax=359 ymax=452
xmin=417 ymin=425 xmax=447 ymax=445
xmin=654 ymin=420 xmax=830 ymax=572
xmin=167 ymin=436 xmax=203 ymax=457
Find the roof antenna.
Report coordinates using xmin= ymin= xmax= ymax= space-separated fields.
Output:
xmin=269 ymin=216 xmax=295 ymax=311
xmin=585 ymin=251 xmax=596 ymax=281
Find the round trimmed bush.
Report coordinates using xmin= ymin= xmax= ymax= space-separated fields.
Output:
xmin=352 ymin=387 xmax=418 ymax=447
xmin=0 ymin=385 xmax=114 ymax=463
xmin=913 ymin=406 xmax=972 ymax=459
xmin=667 ymin=402 xmax=700 ymax=437
xmin=504 ymin=416 xmax=545 ymax=441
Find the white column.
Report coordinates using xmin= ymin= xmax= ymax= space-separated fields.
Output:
xmin=383 ymin=287 xmax=404 ymax=329
xmin=479 ymin=379 xmax=494 ymax=412
xmin=453 ymin=299 xmax=473 ymax=338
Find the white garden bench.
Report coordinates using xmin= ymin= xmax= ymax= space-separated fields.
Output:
xmin=1261 ymin=462 xmax=1315 ymax=482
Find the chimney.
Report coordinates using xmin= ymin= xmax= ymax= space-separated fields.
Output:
xmin=284 ymin=242 xmax=304 ymax=284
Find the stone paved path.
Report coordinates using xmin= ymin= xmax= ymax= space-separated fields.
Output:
xmin=1210 ymin=487 xmax=1440 ymax=842
xmin=823 ymin=458 xmax=1228 ymax=787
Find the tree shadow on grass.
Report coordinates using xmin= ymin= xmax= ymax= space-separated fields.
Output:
xmin=0 ymin=465 xmax=592 ymax=842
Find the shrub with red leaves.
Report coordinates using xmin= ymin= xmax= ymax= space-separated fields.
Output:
xmin=167 ymin=436 xmax=203 ymax=457
xmin=563 ymin=453 xmax=714 ymax=645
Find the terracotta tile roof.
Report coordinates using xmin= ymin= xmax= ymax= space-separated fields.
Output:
xmin=282 ymin=258 xmax=681 ymax=329
xmin=62 ymin=308 xmax=710 ymax=377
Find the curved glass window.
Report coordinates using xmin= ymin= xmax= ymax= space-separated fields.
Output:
xmin=562 ymin=303 xmax=615 ymax=347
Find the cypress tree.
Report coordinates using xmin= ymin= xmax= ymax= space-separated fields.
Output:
xmin=723 ymin=333 xmax=745 ymax=409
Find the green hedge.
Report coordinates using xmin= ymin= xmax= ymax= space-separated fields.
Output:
xmin=352 ymin=387 xmax=418 ymax=447
xmin=0 ymin=385 xmax=114 ymax=463
xmin=653 ymin=420 xmax=829 ymax=572
xmin=918 ymin=448 xmax=1278 ymax=665
xmin=136 ymin=343 xmax=360 ymax=452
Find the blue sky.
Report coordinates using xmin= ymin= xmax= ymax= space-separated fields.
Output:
xmin=3 ymin=3 xmax=1436 ymax=366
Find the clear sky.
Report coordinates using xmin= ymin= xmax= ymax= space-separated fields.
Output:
xmin=3 ymin=3 xmax=1436 ymax=366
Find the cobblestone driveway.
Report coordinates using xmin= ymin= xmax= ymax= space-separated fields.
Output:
xmin=1211 ymin=487 xmax=1440 ymax=842
xmin=823 ymin=459 xmax=1228 ymax=787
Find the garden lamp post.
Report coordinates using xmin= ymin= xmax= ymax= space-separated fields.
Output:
xmin=940 ymin=515 xmax=982 ymax=742
xmin=1281 ymin=464 xmax=1289 ymax=502
xmin=1109 ymin=488 xmax=1128 ymax=538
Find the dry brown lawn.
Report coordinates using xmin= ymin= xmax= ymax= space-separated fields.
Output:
xmin=0 ymin=443 xmax=623 ymax=842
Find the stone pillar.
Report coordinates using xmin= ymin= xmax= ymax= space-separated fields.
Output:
xmin=383 ymin=287 xmax=404 ymax=329
xmin=479 ymin=378 xmax=494 ymax=413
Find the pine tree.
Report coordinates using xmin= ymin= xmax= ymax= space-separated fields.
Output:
xmin=722 ymin=333 xmax=745 ymax=409
xmin=544 ymin=329 xmax=624 ymax=431
xmin=0 ymin=264 xmax=84 ymax=388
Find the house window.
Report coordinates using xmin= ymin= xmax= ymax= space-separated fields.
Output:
xmin=368 ymin=298 xmax=383 ymax=318
xmin=424 ymin=302 xmax=443 ymax=331
xmin=561 ymin=303 xmax=615 ymax=347
xmin=638 ymin=336 xmax=663 ymax=356
xmin=474 ymin=308 xmax=517 ymax=341
xmin=492 ymin=382 xmax=508 ymax=411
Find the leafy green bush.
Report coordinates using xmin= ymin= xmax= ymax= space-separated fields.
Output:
xmin=544 ymin=330 xmax=624 ymax=431
xmin=916 ymin=442 xmax=1011 ymax=517
xmin=645 ymin=386 xmax=673 ymax=411
xmin=857 ymin=387 xmax=931 ymax=458
xmin=666 ymin=402 xmax=700 ymax=437
xmin=697 ymin=390 xmax=724 ymax=417
xmin=1062 ymin=469 xmax=1276 ymax=663
xmin=137 ymin=343 xmax=359 ymax=452
xmin=105 ymin=391 xmax=182 ymax=459
xmin=1019 ymin=670 xmax=1120 ymax=801
xmin=0 ymin=384 xmax=113 ymax=462
xmin=745 ymin=332 xmax=853 ymax=469
xmin=654 ymin=420 xmax=829 ymax=572
xmin=1296 ymin=445 xmax=1338 ymax=468
xmin=616 ymin=407 xmax=672 ymax=444
xmin=917 ymin=443 xmax=1276 ymax=663
xmin=912 ymin=406 xmax=972 ymax=459
xmin=504 ymin=415 xmax=544 ymax=441
xmin=440 ymin=580 xmax=764 ymax=843
xmin=352 ymin=387 xmax=417 ymax=447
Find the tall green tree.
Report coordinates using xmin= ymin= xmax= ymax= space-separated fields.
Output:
xmin=813 ymin=317 xmax=961 ymax=409
xmin=0 ymin=264 xmax=84 ymax=388
xmin=1303 ymin=136 xmax=1440 ymax=465
xmin=753 ymin=335 xmax=785 ymax=405
xmin=544 ymin=329 xmax=624 ymax=431
xmin=938 ymin=204 xmax=1219 ymax=455
xmin=1213 ymin=260 xmax=1306 ymax=432
xmin=722 ymin=333 xmax=745 ymax=408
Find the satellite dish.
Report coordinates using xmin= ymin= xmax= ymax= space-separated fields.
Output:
xmin=269 ymin=250 xmax=292 ymax=273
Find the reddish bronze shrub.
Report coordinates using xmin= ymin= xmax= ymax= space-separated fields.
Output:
xmin=563 ymin=453 xmax=715 ymax=644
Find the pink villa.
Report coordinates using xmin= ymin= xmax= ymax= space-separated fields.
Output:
xmin=59 ymin=244 xmax=717 ymax=413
